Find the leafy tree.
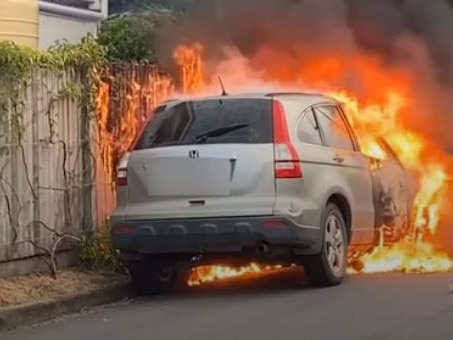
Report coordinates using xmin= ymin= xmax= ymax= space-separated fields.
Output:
xmin=98 ymin=6 xmax=175 ymax=62
xmin=108 ymin=0 xmax=197 ymax=15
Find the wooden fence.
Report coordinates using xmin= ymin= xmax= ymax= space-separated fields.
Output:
xmin=0 ymin=63 xmax=174 ymax=271
xmin=0 ymin=67 xmax=88 ymax=265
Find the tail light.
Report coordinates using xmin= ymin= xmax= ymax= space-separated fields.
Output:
xmin=113 ymin=224 xmax=132 ymax=234
xmin=272 ymin=99 xmax=302 ymax=179
xmin=262 ymin=219 xmax=288 ymax=229
xmin=118 ymin=107 xmax=159 ymax=186
xmin=116 ymin=152 xmax=131 ymax=187
xmin=116 ymin=168 xmax=128 ymax=186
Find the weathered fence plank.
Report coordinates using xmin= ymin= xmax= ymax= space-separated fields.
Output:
xmin=0 ymin=62 xmax=174 ymax=273
xmin=0 ymin=67 xmax=86 ymax=265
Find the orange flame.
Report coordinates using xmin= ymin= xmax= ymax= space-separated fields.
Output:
xmin=95 ymin=66 xmax=174 ymax=188
xmin=188 ymin=263 xmax=283 ymax=286
xmin=171 ymin=43 xmax=453 ymax=283
xmin=96 ymin=43 xmax=453 ymax=286
xmin=173 ymin=43 xmax=206 ymax=94
xmin=349 ymin=238 xmax=452 ymax=274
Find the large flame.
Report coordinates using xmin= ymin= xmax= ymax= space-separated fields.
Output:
xmin=96 ymin=42 xmax=453 ymax=287
xmin=171 ymin=43 xmax=453 ymax=284
xmin=95 ymin=66 xmax=174 ymax=188
xmin=188 ymin=263 xmax=283 ymax=287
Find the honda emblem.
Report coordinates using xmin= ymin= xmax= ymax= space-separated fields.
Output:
xmin=189 ymin=150 xmax=199 ymax=159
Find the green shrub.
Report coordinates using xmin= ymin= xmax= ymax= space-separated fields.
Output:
xmin=78 ymin=223 xmax=123 ymax=272
xmin=98 ymin=6 xmax=175 ymax=62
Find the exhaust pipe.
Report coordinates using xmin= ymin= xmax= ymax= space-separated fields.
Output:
xmin=256 ymin=242 xmax=270 ymax=255
xmin=157 ymin=264 xmax=175 ymax=282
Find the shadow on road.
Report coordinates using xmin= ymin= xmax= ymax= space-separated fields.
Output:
xmin=133 ymin=267 xmax=343 ymax=303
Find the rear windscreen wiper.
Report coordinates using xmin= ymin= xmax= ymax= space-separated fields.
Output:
xmin=194 ymin=123 xmax=249 ymax=143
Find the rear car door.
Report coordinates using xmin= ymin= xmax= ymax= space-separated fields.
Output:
xmin=121 ymin=97 xmax=276 ymax=220
xmin=313 ymin=104 xmax=375 ymax=245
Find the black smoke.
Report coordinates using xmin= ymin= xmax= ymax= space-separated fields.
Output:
xmin=156 ymin=0 xmax=453 ymax=148
xmin=157 ymin=0 xmax=453 ymax=78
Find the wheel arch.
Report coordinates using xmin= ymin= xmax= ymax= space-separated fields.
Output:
xmin=326 ymin=193 xmax=352 ymax=242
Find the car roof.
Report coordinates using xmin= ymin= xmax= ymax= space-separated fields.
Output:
xmin=161 ymin=91 xmax=339 ymax=108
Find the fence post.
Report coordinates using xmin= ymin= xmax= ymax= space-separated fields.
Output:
xmin=31 ymin=67 xmax=41 ymax=247
xmin=80 ymin=67 xmax=93 ymax=234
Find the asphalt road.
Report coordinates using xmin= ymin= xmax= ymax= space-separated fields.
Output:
xmin=2 ymin=270 xmax=453 ymax=340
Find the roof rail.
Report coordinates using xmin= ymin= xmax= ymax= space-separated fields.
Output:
xmin=265 ymin=92 xmax=327 ymax=97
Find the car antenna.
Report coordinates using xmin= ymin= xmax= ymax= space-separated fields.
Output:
xmin=218 ymin=76 xmax=228 ymax=96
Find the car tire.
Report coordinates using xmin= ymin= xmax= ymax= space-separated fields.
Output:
xmin=127 ymin=260 xmax=177 ymax=296
xmin=303 ymin=203 xmax=348 ymax=287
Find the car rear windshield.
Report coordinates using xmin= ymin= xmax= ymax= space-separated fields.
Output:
xmin=134 ymin=98 xmax=273 ymax=150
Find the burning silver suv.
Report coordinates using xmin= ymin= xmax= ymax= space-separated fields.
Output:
xmin=110 ymin=92 xmax=414 ymax=294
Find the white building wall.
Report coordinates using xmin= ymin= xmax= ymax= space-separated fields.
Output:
xmin=38 ymin=0 xmax=107 ymax=50
xmin=39 ymin=13 xmax=98 ymax=49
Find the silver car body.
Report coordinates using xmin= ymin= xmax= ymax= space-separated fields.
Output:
xmin=111 ymin=92 xmax=412 ymax=256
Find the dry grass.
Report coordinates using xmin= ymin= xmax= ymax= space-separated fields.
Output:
xmin=0 ymin=269 xmax=129 ymax=308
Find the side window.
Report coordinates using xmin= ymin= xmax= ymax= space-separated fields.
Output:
xmin=314 ymin=105 xmax=355 ymax=151
xmin=297 ymin=108 xmax=323 ymax=145
xmin=337 ymin=104 xmax=360 ymax=148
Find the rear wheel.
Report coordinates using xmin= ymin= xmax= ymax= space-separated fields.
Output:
xmin=127 ymin=260 xmax=177 ymax=296
xmin=303 ymin=203 xmax=348 ymax=287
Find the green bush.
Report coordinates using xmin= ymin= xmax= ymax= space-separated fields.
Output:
xmin=98 ymin=6 xmax=175 ymax=62
xmin=109 ymin=0 xmax=197 ymax=15
xmin=78 ymin=223 xmax=122 ymax=272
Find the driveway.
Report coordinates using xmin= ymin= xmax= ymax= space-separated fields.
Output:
xmin=2 ymin=270 xmax=453 ymax=340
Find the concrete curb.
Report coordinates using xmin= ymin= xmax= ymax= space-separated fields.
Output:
xmin=0 ymin=283 xmax=133 ymax=332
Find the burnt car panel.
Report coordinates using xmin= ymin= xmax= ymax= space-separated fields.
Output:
xmin=369 ymin=138 xmax=416 ymax=242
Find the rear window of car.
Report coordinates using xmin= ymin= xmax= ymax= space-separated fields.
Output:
xmin=134 ymin=98 xmax=273 ymax=150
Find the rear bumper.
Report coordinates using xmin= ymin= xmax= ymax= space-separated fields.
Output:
xmin=111 ymin=216 xmax=322 ymax=256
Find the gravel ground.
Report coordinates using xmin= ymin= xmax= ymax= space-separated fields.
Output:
xmin=0 ymin=269 xmax=128 ymax=308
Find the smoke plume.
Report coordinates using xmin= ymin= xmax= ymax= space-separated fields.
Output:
xmin=156 ymin=0 xmax=453 ymax=151
xmin=155 ymin=0 xmax=453 ymax=252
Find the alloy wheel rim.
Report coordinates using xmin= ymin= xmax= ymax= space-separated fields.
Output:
xmin=325 ymin=215 xmax=345 ymax=277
